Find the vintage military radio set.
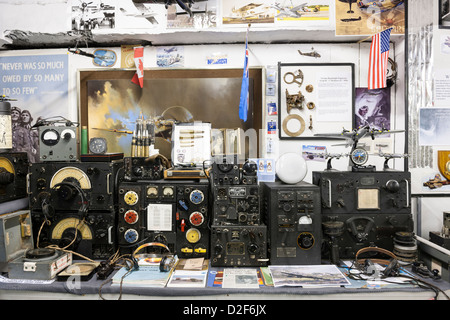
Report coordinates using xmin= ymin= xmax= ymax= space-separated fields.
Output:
xmin=117 ymin=179 xmax=210 ymax=259
xmin=38 ymin=125 xmax=78 ymax=162
xmin=28 ymin=160 xmax=123 ymax=259
xmin=261 ymin=181 xmax=322 ymax=265
xmin=0 ymin=152 xmax=28 ymax=203
xmin=209 ymin=155 xmax=269 ymax=267
xmin=313 ymin=170 xmax=414 ymax=261
xmin=2 ymin=125 xmax=416 ymax=271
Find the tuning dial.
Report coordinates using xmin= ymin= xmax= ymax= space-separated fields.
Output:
xmin=297 ymin=232 xmax=315 ymax=250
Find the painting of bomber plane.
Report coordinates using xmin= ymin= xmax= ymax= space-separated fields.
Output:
xmin=335 ymin=0 xmax=405 ymax=36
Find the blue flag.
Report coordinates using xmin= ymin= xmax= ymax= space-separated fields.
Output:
xmin=239 ymin=26 xmax=250 ymax=122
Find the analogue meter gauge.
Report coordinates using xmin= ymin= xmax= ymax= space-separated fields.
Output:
xmin=50 ymin=167 xmax=92 ymax=189
xmin=41 ymin=128 xmax=60 ymax=146
xmin=146 ymin=186 xmax=158 ymax=198
xmin=89 ymin=137 xmax=107 ymax=154
xmin=350 ymin=148 xmax=369 ymax=166
xmin=162 ymin=186 xmax=174 ymax=197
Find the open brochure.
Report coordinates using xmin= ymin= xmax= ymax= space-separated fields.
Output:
xmin=268 ymin=265 xmax=351 ymax=288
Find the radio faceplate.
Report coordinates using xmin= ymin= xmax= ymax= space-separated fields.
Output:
xmin=212 ymin=185 xmax=261 ymax=225
xmin=312 ymin=170 xmax=411 ymax=215
xmin=261 ymin=181 xmax=322 ymax=265
xmin=210 ymin=225 xmax=268 ymax=267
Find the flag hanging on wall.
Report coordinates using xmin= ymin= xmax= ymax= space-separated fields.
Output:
xmin=368 ymin=27 xmax=393 ymax=90
xmin=131 ymin=46 xmax=144 ymax=88
xmin=239 ymin=25 xmax=250 ymax=122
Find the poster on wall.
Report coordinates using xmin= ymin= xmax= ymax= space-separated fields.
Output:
xmin=222 ymin=0 xmax=275 ymax=26
xmin=167 ymin=0 xmax=217 ymax=29
xmin=355 ymin=87 xmax=391 ymax=130
xmin=335 ymin=0 xmax=405 ymax=36
xmin=434 ymin=68 xmax=450 ymax=107
xmin=0 ymin=54 xmax=69 ymax=162
xmin=273 ymin=0 xmax=330 ymax=28
xmin=439 ymin=0 xmax=450 ymax=28
xmin=116 ymin=0 xmax=167 ymax=29
xmin=419 ymin=108 xmax=450 ymax=146
xmin=278 ymin=62 xmax=354 ymax=140
xmin=71 ymin=0 xmax=116 ymax=33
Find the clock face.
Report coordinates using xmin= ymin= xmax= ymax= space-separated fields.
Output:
xmin=351 ymin=148 xmax=368 ymax=166
xmin=89 ymin=137 xmax=107 ymax=154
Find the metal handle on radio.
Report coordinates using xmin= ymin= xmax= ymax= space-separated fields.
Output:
xmin=325 ymin=179 xmax=332 ymax=208
xmin=403 ymin=179 xmax=410 ymax=208
xmin=108 ymin=226 xmax=113 ymax=244
xmin=26 ymin=173 xmax=31 ymax=195
xmin=106 ymin=173 xmax=111 ymax=194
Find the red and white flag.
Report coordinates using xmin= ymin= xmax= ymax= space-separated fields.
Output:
xmin=131 ymin=46 xmax=144 ymax=88
xmin=368 ymin=28 xmax=392 ymax=90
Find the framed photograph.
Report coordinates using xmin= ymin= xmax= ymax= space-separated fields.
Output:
xmin=354 ymin=87 xmax=391 ymax=130
xmin=278 ymin=62 xmax=355 ymax=140
xmin=79 ymin=68 xmax=262 ymax=160
xmin=439 ymin=0 xmax=450 ymax=29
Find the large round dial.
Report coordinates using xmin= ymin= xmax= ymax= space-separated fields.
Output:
xmin=350 ymin=148 xmax=369 ymax=166
xmin=51 ymin=217 xmax=93 ymax=241
xmin=0 ymin=157 xmax=14 ymax=174
xmin=50 ymin=167 xmax=92 ymax=189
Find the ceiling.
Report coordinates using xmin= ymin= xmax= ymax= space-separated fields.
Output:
xmin=0 ymin=28 xmax=370 ymax=51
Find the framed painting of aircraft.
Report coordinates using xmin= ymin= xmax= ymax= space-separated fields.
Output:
xmin=277 ymin=62 xmax=355 ymax=140
xmin=78 ymin=68 xmax=262 ymax=160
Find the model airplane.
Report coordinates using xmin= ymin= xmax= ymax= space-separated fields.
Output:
xmin=314 ymin=125 xmax=405 ymax=150
xmin=272 ymin=2 xmax=307 ymax=18
xmin=298 ymin=48 xmax=321 ymax=58
xmin=378 ymin=151 xmax=408 ymax=169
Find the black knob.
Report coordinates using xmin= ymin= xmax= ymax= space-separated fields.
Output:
xmin=214 ymin=244 xmax=223 ymax=256
xmin=248 ymin=243 xmax=259 ymax=254
xmin=386 ymin=180 xmax=400 ymax=193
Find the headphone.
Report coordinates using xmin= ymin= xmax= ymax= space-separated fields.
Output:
xmin=354 ymin=247 xmax=400 ymax=278
xmin=128 ymin=242 xmax=176 ymax=272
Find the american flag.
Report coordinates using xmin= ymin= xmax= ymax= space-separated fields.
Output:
xmin=368 ymin=28 xmax=392 ymax=90
xmin=239 ymin=25 xmax=250 ymax=122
